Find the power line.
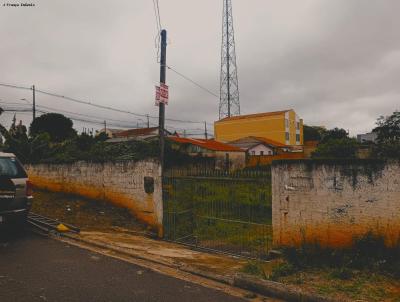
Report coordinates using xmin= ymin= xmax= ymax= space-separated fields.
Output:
xmin=1 ymin=82 xmax=215 ymax=125
xmin=36 ymin=104 xmax=144 ymax=125
xmin=0 ymin=83 xmax=32 ymax=91
xmin=167 ymin=65 xmax=219 ymax=99
xmin=35 ymin=88 xmax=152 ymax=118
xmin=152 ymin=0 xmax=162 ymax=63
xmin=152 ymin=0 xmax=162 ymax=31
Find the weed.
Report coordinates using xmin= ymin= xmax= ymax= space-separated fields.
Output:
xmin=241 ymin=261 xmax=267 ymax=279
xmin=281 ymin=232 xmax=400 ymax=278
xmin=329 ymin=267 xmax=353 ymax=280
xmin=270 ymin=262 xmax=297 ymax=281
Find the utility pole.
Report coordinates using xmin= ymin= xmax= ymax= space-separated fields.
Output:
xmin=104 ymin=120 xmax=107 ymax=132
xmin=159 ymin=29 xmax=167 ymax=172
xmin=146 ymin=114 xmax=150 ymax=128
xmin=32 ymin=85 xmax=36 ymax=120
xmin=204 ymin=121 xmax=208 ymax=140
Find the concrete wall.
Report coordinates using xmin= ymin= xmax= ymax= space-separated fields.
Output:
xmin=272 ymin=160 xmax=400 ymax=248
xmin=26 ymin=160 xmax=163 ymax=234
xmin=215 ymin=151 xmax=246 ymax=170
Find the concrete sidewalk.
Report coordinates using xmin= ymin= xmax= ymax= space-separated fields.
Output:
xmin=70 ymin=229 xmax=248 ymax=281
xmin=59 ymin=229 xmax=335 ymax=302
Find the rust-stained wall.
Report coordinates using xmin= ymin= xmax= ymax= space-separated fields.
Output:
xmin=26 ymin=160 xmax=163 ymax=234
xmin=272 ymin=160 xmax=400 ymax=248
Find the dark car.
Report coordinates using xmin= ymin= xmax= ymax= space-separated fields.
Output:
xmin=0 ymin=152 xmax=33 ymax=228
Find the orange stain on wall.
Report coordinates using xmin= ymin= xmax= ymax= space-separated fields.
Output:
xmin=29 ymin=174 xmax=161 ymax=233
xmin=276 ymin=222 xmax=400 ymax=248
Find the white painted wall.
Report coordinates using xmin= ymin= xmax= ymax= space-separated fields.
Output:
xmin=272 ymin=160 xmax=400 ymax=248
xmin=248 ymin=144 xmax=273 ymax=156
xmin=26 ymin=160 xmax=163 ymax=235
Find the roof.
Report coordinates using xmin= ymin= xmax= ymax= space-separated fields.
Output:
xmin=216 ymin=110 xmax=291 ymax=123
xmin=106 ymin=128 xmax=125 ymax=133
xmin=0 ymin=152 xmax=15 ymax=158
xmin=251 ymin=137 xmax=287 ymax=147
xmin=168 ymin=137 xmax=244 ymax=152
xmin=114 ymin=127 xmax=159 ymax=138
xmin=228 ymin=136 xmax=287 ymax=148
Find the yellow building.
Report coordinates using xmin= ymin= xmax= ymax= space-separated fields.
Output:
xmin=214 ymin=109 xmax=304 ymax=146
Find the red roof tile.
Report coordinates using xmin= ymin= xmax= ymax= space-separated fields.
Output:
xmin=114 ymin=127 xmax=159 ymax=138
xmin=250 ymin=136 xmax=287 ymax=147
xmin=169 ymin=137 xmax=244 ymax=152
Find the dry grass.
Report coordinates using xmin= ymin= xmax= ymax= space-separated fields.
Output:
xmin=31 ymin=190 xmax=147 ymax=232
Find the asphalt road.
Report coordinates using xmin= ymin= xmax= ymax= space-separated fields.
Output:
xmin=0 ymin=230 xmax=246 ymax=302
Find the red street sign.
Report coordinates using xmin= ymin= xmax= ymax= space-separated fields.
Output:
xmin=155 ymin=83 xmax=169 ymax=106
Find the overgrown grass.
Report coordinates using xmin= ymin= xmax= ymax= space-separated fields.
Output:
xmin=282 ymin=233 xmax=400 ymax=278
xmin=163 ymin=172 xmax=273 ymax=257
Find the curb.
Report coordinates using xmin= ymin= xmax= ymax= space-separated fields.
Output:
xmin=55 ymin=232 xmax=337 ymax=302
xmin=233 ymin=274 xmax=336 ymax=302
xmin=54 ymin=232 xmax=179 ymax=270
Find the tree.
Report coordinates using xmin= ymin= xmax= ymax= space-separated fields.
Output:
xmin=30 ymin=113 xmax=76 ymax=142
xmin=312 ymin=138 xmax=358 ymax=159
xmin=321 ymin=127 xmax=348 ymax=143
xmin=372 ymin=111 xmax=400 ymax=158
xmin=304 ymin=125 xmax=325 ymax=141
xmin=373 ymin=111 xmax=400 ymax=143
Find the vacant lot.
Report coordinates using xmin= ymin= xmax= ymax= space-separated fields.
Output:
xmin=31 ymin=190 xmax=147 ymax=233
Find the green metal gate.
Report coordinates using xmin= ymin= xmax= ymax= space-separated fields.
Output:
xmin=163 ymin=168 xmax=273 ymax=259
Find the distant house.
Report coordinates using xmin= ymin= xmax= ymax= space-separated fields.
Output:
xmin=227 ymin=136 xmax=288 ymax=156
xmin=357 ymin=132 xmax=378 ymax=143
xmin=168 ymin=136 xmax=246 ymax=170
xmin=214 ymin=109 xmax=304 ymax=146
xmin=106 ymin=127 xmax=170 ymax=142
xmin=96 ymin=128 xmax=125 ymax=138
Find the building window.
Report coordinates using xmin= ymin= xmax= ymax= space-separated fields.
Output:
xmin=296 ymin=134 xmax=300 ymax=142
xmin=268 ymin=151 xmax=272 ymax=155
xmin=285 ymin=119 xmax=289 ymax=128
xmin=285 ymin=132 xmax=290 ymax=141
xmin=296 ymin=122 xmax=300 ymax=130
xmin=251 ymin=151 xmax=256 ymax=155
xmin=260 ymin=151 xmax=264 ymax=156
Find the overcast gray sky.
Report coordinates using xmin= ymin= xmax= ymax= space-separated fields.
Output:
xmin=0 ymin=0 xmax=399 ymax=136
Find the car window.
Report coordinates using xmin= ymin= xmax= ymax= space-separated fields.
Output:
xmin=0 ymin=157 xmax=27 ymax=178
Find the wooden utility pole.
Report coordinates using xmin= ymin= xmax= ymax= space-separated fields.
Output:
xmin=159 ymin=29 xmax=167 ymax=172
xmin=32 ymin=85 xmax=36 ymax=120
xmin=204 ymin=121 xmax=208 ymax=140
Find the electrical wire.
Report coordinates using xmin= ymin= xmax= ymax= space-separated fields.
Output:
xmin=167 ymin=65 xmax=219 ymax=99
xmin=36 ymin=104 xmax=144 ymax=125
xmin=152 ymin=0 xmax=162 ymax=62
xmin=1 ymin=82 xmax=215 ymax=125
xmin=0 ymin=83 xmax=32 ymax=91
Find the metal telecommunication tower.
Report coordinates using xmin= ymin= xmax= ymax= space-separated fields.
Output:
xmin=219 ymin=0 xmax=240 ymax=120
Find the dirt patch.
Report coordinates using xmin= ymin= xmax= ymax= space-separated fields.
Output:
xmin=241 ymin=260 xmax=400 ymax=301
xmin=280 ymin=269 xmax=400 ymax=302
xmin=31 ymin=190 xmax=147 ymax=233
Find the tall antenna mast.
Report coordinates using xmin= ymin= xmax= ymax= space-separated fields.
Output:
xmin=219 ymin=0 xmax=240 ymax=120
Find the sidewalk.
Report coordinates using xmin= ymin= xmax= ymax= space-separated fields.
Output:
xmin=69 ymin=229 xmax=248 ymax=281
xmin=58 ymin=229 xmax=335 ymax=302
